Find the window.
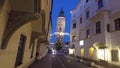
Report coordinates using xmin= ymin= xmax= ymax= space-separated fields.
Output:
xmin=15 ymin=35 xmax=26 ymax=67
xmin=96 ymin=21 xmax=101 ymax=34
xmin=34 ymin=0 xmax=40 ymax=13
xmin=86 ymin=11 xmax=89 ymax=19
xmin=111 ymin=50 xmax=119 ymax=61
xmin=86 ymin=0 xmax=89 ymax=3
xmin=115 ymin=18 xmax=120 ymax=31
xmin=80 ymin=17 xmax=82 ymax=24
xmin=59 ymin=27 xmax=62 ymax=31
xmin=98 ymin=0 xmax=103 ymax=10
xmin=71 ymin=44 xmax=75 ymax=49
xmin=73 ymin=23 xmax=76 ymax=29
xmin=86 ymin=29 xmax=90 ymax=38
xmin=107 ymin=24 xmax=110 ymax=32
xmin=79 ymin=33 xmax=81 ymax=40
xmin=72 ymin=36 xmax=76 ymax=42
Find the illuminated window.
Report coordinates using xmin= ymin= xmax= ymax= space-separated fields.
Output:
xmin=79 ymin=40 xmax=84 ymax=46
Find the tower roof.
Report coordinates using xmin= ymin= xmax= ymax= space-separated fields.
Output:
xmin=58 ymin=8 xmax=65 ymax=17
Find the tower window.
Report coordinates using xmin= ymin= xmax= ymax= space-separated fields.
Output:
xmin=59 ymin=27 xmax=61 ymax=31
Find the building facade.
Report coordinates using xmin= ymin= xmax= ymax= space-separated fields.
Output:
xmin=56 ymin=9 xmax=66 ymax=43
xmin=70 ymin=0 xmax=120 ymax=66
xmin=0 ymin=0 xmax=52 ymax=68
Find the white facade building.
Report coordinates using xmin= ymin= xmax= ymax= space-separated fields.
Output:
xmin=70 ymin=0 xmax=120 ymax=66
xmin=56 ymin=9 xmax=66 ymax=43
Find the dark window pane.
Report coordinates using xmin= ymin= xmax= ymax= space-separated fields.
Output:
xmin=114 ymin=18 xmax=120 ymax=31
xmin=96 ymin=21 xmax=101 ymax=34
xmin=107 ymin=24 xmax=110 ymax=32
xmin=80 ymin=17 xmax=82 ymax=24
xmin=86 ymin=0 xmax=89 ymax=3
xmin=86 ymin=29 xmax=90 ymax=38
xmin=86 ymin=11 xmax=89 ymax=19
xmin=73 ymin=23 xmax=76 ymax=29
xmin=98 ymin=0 xmax=103 ymax=10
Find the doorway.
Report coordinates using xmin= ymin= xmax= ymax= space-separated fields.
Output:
xmin=89 ymin=47 xmax=94 ymax=59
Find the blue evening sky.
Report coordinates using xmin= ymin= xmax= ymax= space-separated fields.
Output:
xmin=50 ymin=0 xmax=80 ymax=43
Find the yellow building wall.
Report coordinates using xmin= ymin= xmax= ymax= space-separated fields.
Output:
xmin=0 ymin=23 xmax=37 ymax=68
xmin=37 ymin=43 xmax=48 ymax=60
xmin=0 ymin=0 xmax=10 ymax=47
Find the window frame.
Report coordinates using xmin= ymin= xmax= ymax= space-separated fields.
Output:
xmin=73 ymin=23 xmax=76 ymax=29
xmin=86 ymin=11 xmax=89 ymax=19
xmin=98 ymin=0 xmax=103 ymax=10
xmin=86 ymin=29 xmax=90 ymax=38
xmin=114 ymin=18 xmax=120 ymax=31
xmin=80 ymin=17 xmax=82 ymax=24
xmin=96 ymin=21 xmax=101 ymax=34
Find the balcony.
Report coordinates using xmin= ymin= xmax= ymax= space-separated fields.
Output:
xmin=1 ymin=10 xmax=39 ymax=49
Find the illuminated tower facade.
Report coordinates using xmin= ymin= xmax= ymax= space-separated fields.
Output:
xmin=56 ymin=9 xmax=66 ymax=43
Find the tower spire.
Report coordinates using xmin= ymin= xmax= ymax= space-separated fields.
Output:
xmin=58 ymin=8 xmax=65 ymax=17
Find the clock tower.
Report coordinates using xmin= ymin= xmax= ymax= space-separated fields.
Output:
xmin=56 ymin=9 xmax=66 ymax=43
